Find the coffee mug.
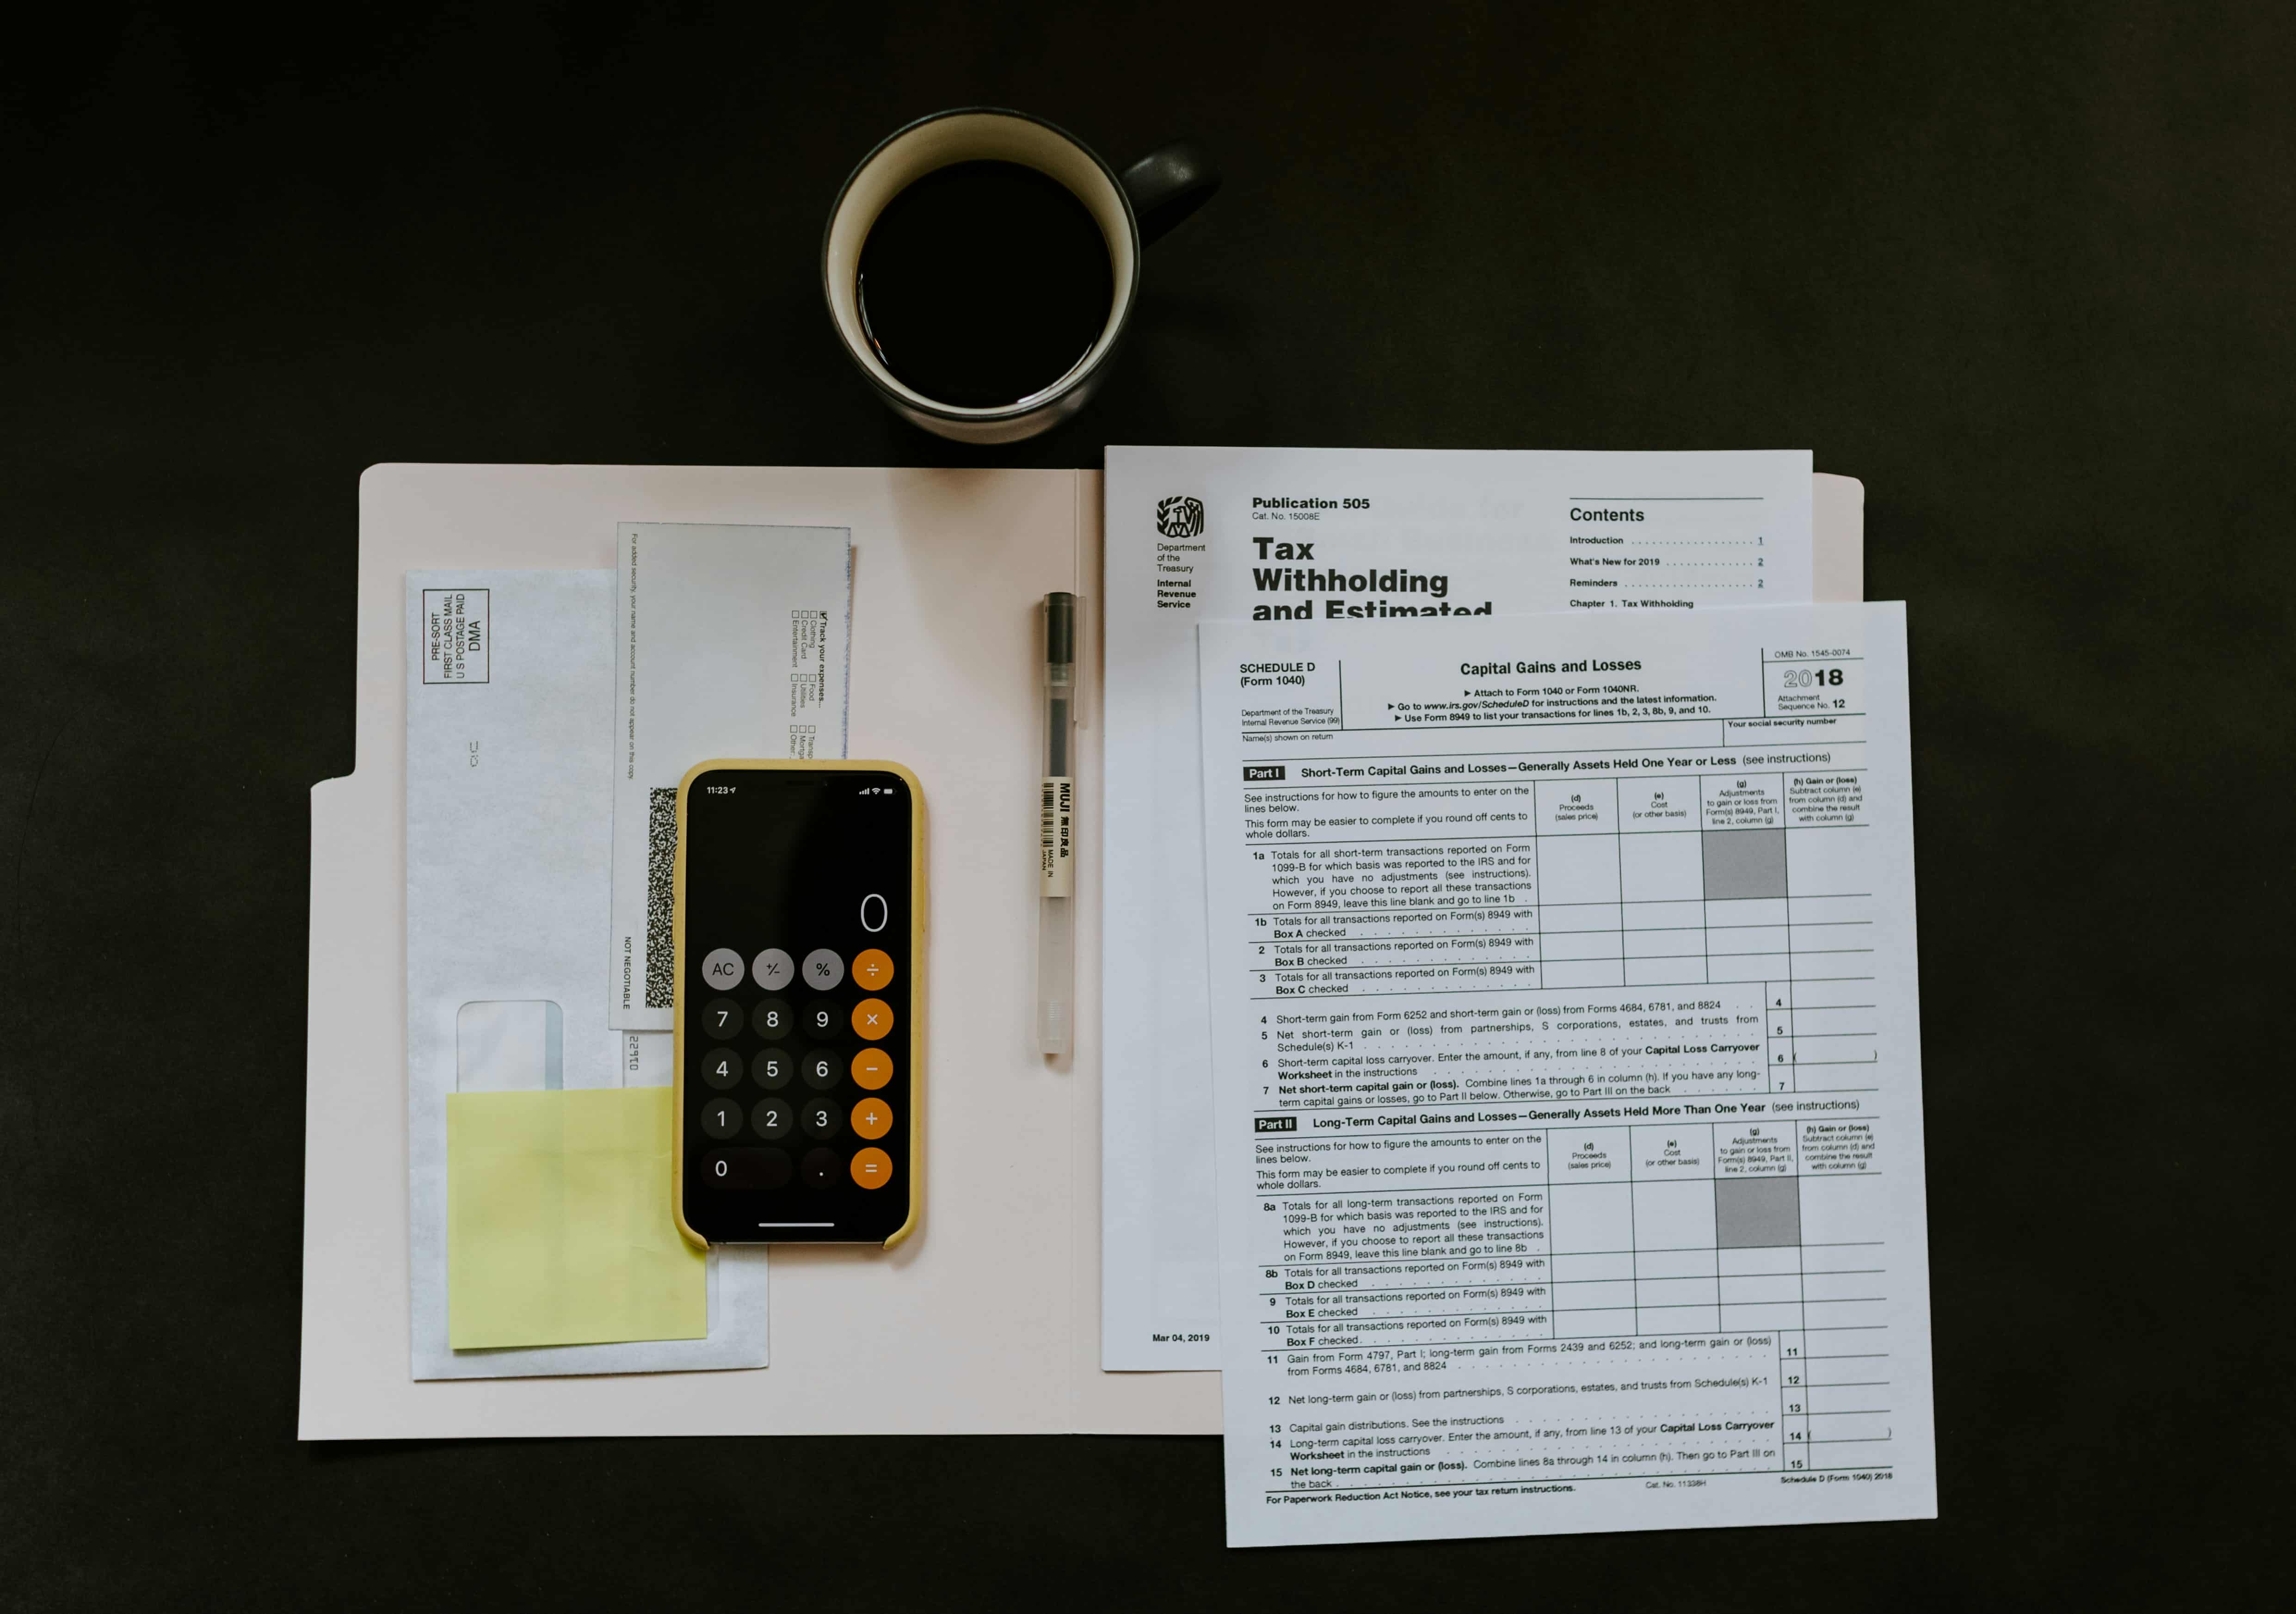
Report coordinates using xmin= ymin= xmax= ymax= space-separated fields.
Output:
xmin=822 ymin=108 xmax=1217 ymax=444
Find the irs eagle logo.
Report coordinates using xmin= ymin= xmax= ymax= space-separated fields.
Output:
xmin=1154 ymin=495 xmax=1204 ymax=538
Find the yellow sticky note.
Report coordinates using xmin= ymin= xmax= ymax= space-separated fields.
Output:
xmin=446 ymin=1086 xmax=707 ymax=1349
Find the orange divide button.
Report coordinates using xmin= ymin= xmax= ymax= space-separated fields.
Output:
xmin=851 ymin=998 xmax=894 ymax=1040
xmin=850 ymin=1047 xmax=893 ymax=1090
xmin=852 ymin=948 xmax=895 ymax=990
xmin=850 ymin=1147 xmax=893 ymax=1189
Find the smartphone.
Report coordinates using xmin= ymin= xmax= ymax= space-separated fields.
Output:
xmin=671 ymin=759 xmax=923 ymax=1248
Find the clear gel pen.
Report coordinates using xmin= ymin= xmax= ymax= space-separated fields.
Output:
xmin=1038 ymin=591 xmax=1077 ymax=1056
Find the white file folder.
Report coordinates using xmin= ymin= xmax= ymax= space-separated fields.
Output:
xmin=298 ymin=462 xmax=1860 ymax=1438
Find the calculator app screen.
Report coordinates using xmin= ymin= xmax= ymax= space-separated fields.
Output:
xmin=681 ymin=768 xmax=913 ymax=1244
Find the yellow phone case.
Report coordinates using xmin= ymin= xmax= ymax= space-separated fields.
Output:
xmin=670 ymin=758 xmax=925 ymax=1251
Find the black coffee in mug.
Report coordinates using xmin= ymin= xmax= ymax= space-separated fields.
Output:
xmin=856 ymin=160 xmax=1113 ymax=408
xmin=825 ymin=111 xmax=1217 ymax=441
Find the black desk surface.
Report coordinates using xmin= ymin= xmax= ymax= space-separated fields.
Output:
xmin=4 ymin=4 xmax=2284 ymax=1605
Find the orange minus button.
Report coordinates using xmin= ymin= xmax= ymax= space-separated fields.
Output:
xmin=851 ymin=998 xmax=894 ymax=1040
xmin=852 ymin=948 xmax=895 ymax=990
xmin=850 ymin=1047 xmax=893 ymax=1090
xmin=851 ymin=1098 xmax=892 ymax=1140
xmin=850 ymin=1147 xmax=893 ymax=1189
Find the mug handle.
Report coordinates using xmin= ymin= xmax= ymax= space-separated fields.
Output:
xmin=1120 ymin=141 xmax=1220 ymax=246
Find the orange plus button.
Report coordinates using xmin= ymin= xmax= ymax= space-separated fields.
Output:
xmin=851 ymin=1097 xmax=893 ymax=1140
xmin=851 ymin=998 xmax=895 ymax=1040
xmin=850 ymin=1147 xmax=894 ymax=1189
xmin=851 ymin=1047 xmax=893 ymax=1090
xmin=852 ymin=948 xmax=895 ymax=990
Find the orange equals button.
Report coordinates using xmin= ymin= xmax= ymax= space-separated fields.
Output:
xmin=850 ymin=1147 xmax=893 ymax=1189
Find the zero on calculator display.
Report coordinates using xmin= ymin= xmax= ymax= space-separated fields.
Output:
xmin=678 ymin=765 xmax=916 ymax=1245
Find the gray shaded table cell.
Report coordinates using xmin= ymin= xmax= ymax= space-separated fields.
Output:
xmin=1714 ymin=1176 xmax=1802 ymax=1248
xmin=1703 ymin=827 xmax=1788 ymax=899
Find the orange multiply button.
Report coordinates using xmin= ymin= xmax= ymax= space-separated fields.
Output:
xmin=851 ymin=1097 xmax=893 ymax=1139
xmin=850 ymin=1147 xmax=893 ymax=1189
xmin=850 ymin=1047 xmax=893 ymax=1090
xmin=852 ymin=948 xmax=895 ymax=990
xmin=852 ymin=998 xmax=894 ymax=1040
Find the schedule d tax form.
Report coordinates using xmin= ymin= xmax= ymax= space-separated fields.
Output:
xmin=1195 ymin=602 xmax=1933 ymax=1546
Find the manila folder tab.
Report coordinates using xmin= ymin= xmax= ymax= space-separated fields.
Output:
xmin=446 ymin=1086 xmax=706 ymax=1349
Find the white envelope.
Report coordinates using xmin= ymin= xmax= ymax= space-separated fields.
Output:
xmin=405 ymin=568 xmax=767 ymax=1379
xmin=607 ymin=523 xmax=853 ymax=1031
